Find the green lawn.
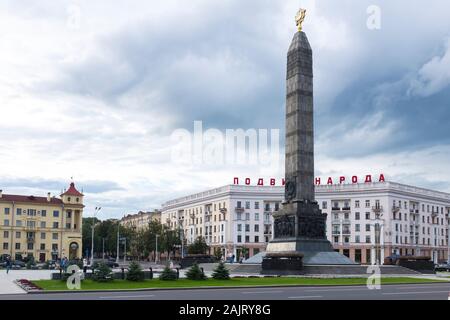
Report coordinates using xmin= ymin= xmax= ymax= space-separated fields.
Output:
xmin=32 ymin=277 xmax=446 ymax=291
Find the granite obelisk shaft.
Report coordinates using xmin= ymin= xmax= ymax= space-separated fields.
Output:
xmin=285 ymin=32 xmax=314 ymax=202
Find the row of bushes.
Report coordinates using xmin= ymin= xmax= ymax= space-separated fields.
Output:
xmin=64 ymin=261 xmax=231 ymax=283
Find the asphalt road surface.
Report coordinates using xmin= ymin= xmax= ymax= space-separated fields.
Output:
xmin=0 ymin=283 xmax=449 ymax=300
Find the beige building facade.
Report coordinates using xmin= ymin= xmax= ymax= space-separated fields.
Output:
xmin=0 ymin=182 xmax=84 ymax=262
xmin=120 ymin=210 xmax=161 ymax=231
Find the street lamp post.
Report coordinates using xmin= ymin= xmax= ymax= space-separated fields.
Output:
xmin=116 ymin=220 xmax=120 ymax=264
xmin=123 ymin=237 xmax=127 ymax=263
xmin=102 ymin=238 xmax=105 ymax=260
xmin=155 ymin=234 xmax=160 ymax=263
xmin=90 ymin=207 xmax=101 ymax=266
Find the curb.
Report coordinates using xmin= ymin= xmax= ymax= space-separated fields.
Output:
xmin=27 ymin=280 xmax=448 ymax=295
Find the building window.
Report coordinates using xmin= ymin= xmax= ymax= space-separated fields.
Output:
xmin=245 ymin=212 xmax=250 ymax=221
xmin=255 ymin=213 xmax=259 ymax=221
xmin=16 ymin=220 xmax=22 ymax=227
xmin=365 ymin=200 xmax=370 ymax=208
xmin=52 ymin=244 xmax=58 ymax=251
xmin=41 ymin=233 xmax=46 ymax=240
xmin=365 ymin=212 xmax=370 ymax=220
xmin=254 ymin=224 xmax=260 ymax=232
xmin=344 ymin=236 xmax=350 ymax=243
xmin=245 ymin=201 xmax=250 ymax=209
xmin=245 ymin=235 xmax=250 ymax=243
xmin=355 ymin=235 xmax=360 ymax=243
xmin=355 ymin=212 xmax=360 ymax=220
xmin=3 ymin=243 xmax=8 ymax=250
xmin=237 ymin=235 xmax=242 ymax=243
xmin=53 ymin=211 xmax=59 ymax=217
xmin=255 ymin=202 xmax=259 ymax=209
xmin=322 ymin=201 xmax=328 ymax=209
xmin=274 ymin=203 xmax=280 ymax=211
xmin=4 ymin=219 xmax=9 ymax=226
xmin=255 ymin=236 xmax=259 ymax=243
xmin=3 ymin=231 xmax=8 ymax=238
xmin=27 ymin=243 xmax=34 ymax=250
xmin=4 ymin=208 xmax=10 ymax=215
xmin=52 ymin=233 xmax=58 ymax=240
xmin=15 ymin=232 xmax=21 ymax=238
xmin=16 ymin=208 xmax=22 ymax=215
xmin=355 ymin=200 xmax=360 ymax=208
xmin=237 ymin=213 xmax=242 ymax=220
xmin=245 ymin=224 xmax=250 ymax=232
xmin=40 ymin=221 xmax=46 ymax=228
xmin=366 ymin=224 xmax=371 ymax=232
xmin=366 ymin=236 xmax=371 ymax=243
xmin=237 ymin=224 xmax=242 ymax=232
xmin=67 ymin=211 xmax=72 ymax=218
xmin=53 ymin=222 xmax=59 ymax=229
xmin=355 ymin=224 xmax=360 ymax=232
xmin=40 ymin=244 xmax=45 ymax=250
xmin=41 ymin=210 xmax=46 ymax=217
xmin=15 ymin=243 xmax=20 ymax=250
xmin=333 ymin=236 xmax=339 ymax=243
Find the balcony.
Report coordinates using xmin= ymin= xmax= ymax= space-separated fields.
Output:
xmin=392 ymin=206 xmax=401 ymax=212
xmin=342 ymin=230 xmax=351 ymax=235
xmin=332 ymin=231 xmax=341 ymax=235
xmin=342 ymin=219 xmax=351 ymax=225
xmin=341 ymin=207 xmax=351 ymax=212
xmin=235 ymin=207 xmax=244 ymax=213
xmin=26 ymin=237 xmax=35 ymax=243
xmin=205 ymin=210 xmax=212 ymax=216
xmin=332 ymin=219 xmax=341 ymax=224
xmin=431 ymin=211 xmax=439 ymax=217
xmin=331 ymin=207 xmax=341 ymax=212
xmin=410 ymin=209 xmax=419 ymax=215
xmin=372 ymin=206 xmax=383 ymax=213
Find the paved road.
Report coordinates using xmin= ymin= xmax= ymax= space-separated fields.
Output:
xmin=0 ymin=283 xmax=449 ymax=300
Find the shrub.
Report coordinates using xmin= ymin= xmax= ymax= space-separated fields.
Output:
xmin=159 ymin=265 xmax=178 ymax=281
xmin=126 ymin=261 xmax=145 ymax=282
xmin=211 ymin=262 xmax=230 ymax=280
xmin=186 ymin=263 xmax=207 ymax=280
xmin=92 ymin=262 xmax=114 ymax=282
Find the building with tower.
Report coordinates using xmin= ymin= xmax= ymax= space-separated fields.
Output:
xmin=0 ymin=182 xmax=84 ymax=262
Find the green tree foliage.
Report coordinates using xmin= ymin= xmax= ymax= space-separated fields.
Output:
xmin=186 ymin=263 xmax=207 ymax=280
xmin=159 ymin=265 xmax=178 ymax=281
xmin=126 ymin=261 xmax=145 ymax=282
xmin=187 ymin=237 xmax=209 ymax=255
xmin=211 ymin=262 xmax=230 ymax=280
xmin=213 ymin=248 xmax=223 ymax=261
xmin=92 ymin=262 xmax=114 ymax=282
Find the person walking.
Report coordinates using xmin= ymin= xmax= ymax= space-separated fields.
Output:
xmin=5 ymin=256 xmax=12 ymax=274
xmin=82 ymin=258 xmax=88 ymax=273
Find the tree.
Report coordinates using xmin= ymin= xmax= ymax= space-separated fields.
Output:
xmin=211 ymin=262 xmax=230 ymax=280
xmin=92 ymin=262 xmax=113 ymax=282
xmin=159 ymin=265 xmax=178 ymax=281
xmin=186 ymin=263 xmax=207 ymax=280
xmin=126 ymin=261 xmax=145 ymax=282
xmin=187 ymin=237 xmax=209 ymax=255
xmin=213 ymin=248 xmax=223 ymax=261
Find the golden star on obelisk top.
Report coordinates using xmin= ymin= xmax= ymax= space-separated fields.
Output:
xmin=295 ymin=8 xmax=307 ymax=32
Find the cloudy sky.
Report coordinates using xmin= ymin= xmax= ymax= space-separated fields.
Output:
xmin=1 ymin=0 xmax=449 ymax=219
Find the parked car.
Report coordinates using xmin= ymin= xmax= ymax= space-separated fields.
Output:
xmin=434 ymin=263 xmax=450 ymax=272
xmin=92 ymin=259 xmax=119 ymax=269
xmin=12 ymin=260 xmax=26 ymax=268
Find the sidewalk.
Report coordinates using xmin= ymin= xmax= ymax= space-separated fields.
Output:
xmin=0 ymin=270 xmax=55 ymax=295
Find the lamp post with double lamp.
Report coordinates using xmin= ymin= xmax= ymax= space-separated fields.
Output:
xmin=90 ymin=207 xmax=102 ymax=266
xmin=447 ymin=210 xmax=450 ymax=265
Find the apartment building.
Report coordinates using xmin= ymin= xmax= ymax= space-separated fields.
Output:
xmin=120 ymin=210 xmax=162 ymax=231
xmin=0 ymin=182 xmax=84 ymax=262
xmin=162 ymin=181 xmax=450 ymax=264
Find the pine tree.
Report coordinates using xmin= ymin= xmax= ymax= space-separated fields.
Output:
xmin=211 ymin=261 xmax=230 ymax=280
xmin=159 ymin=264 xmax=178 ymax=281
xmin=126 ymin=261 xmax=145 ymax=282
xmin=186 ymin=263 xmax=207 ymax=280
xmin=92 ymin=262 xmax=114 ymax=282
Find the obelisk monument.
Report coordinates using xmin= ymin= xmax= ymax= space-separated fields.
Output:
xmin=262 ymin=9 xmax=354 ymax=271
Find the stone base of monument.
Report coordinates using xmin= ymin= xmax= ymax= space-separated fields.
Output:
xmin=261 ymin=252 xmax=304 ymax=275
xmin=261 ymin=238 xmax=358 ymax=274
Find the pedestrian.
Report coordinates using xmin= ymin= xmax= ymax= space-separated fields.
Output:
xmin=231 ymin=254 xmax=235 ymax=264
xmin=5 ymin=256 xmax=12 ymax=274
xmin=82 ymin=258 xmax=88 ymax=273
